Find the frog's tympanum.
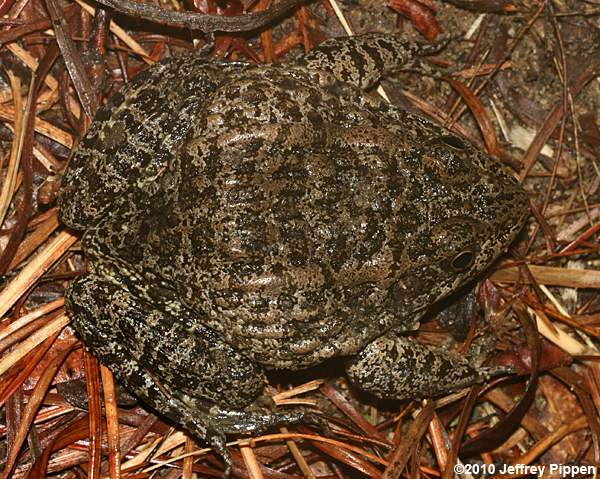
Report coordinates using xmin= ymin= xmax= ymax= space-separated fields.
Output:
xmin=59 ymin=34 xmax=528 ymax=467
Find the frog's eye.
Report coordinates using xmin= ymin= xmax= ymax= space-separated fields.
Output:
xmin=440 ymin=135 xmax=466 ymax=150
xmin=451 ymin=250 xmax=474 ymax=272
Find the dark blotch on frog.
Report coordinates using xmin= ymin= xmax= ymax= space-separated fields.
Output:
xmin=58 ymin=34 xmax=528 ymax=471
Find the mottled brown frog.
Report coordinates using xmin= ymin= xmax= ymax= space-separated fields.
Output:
xmin=58 ymin=34 xmax=528 ymax=470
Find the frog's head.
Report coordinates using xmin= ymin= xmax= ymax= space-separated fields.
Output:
xmin=391 ymin=126 xmax=529 ymax=314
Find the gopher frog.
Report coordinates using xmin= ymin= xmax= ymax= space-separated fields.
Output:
xmin=59 ymin=34 xmax=528 ymax=467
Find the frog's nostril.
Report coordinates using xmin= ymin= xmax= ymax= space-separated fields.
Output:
xmin=450 ymin=250 xmax=474 ymax=272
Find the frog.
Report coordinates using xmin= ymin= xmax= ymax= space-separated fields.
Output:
xmin=58 ymin=33 xmax=529 ymax=471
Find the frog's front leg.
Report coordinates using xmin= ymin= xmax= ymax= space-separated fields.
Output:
xmin=345 ymin=334 xmax=504 ymax=401
xmin=298 ymin=33 xmax=452 ymax=90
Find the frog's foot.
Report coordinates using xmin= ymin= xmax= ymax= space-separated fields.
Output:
xmin=391 ymin=33 xmax=464 ymax=80
xmin=299 ymin=32 xmax=460 ymax=90
xmin=208 ymin=403 xmax=327 ymax=435
xmin=202 ymin=405 xmax=326 ymax=477
xmin=345 ymin=334 xmax=507 ymax=401
xmin=79 ymin=337 xmax=241 ymax=475
xmin=89 ymin=340 xmax=237 ymax=473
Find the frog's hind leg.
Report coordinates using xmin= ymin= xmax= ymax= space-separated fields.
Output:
xmin=66 ymin=274 xmax=238 ymax=466
xmin=298 ymin=33 xmax=453 ymax=90
xmin=345 ymin=334 xmax=505 ymax=401
xmin=66 ymin=273 xmax=322 ymax=472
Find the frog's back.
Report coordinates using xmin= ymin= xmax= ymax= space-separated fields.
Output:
xmin=58 ymin=54 xmax=244 ymax=229
xmin=103 ymin=81 xmax=526 ymax=369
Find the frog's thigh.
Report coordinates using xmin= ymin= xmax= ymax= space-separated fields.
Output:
xmin=345 ymin=335 xmax=494 ymax=400
xmin=66 ymin=275 xmax=236 ymax=455
xmin=67 ymin=273 xmax=265 ymax=407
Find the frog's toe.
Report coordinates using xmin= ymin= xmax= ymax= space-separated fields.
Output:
xmin=253 ymin=394 xmax=277 ymax=409
xmin=305 ymin=411 xmax=332 ymax=436
xmin=418 ymin=32 xmax=463 ymax=55
xmin=206 ymin=427 xmax=232 ymax=478
xmin=272 ymin=407 xmax=329 ymax=434
xmin=247 ymin=395 xmax=329 ymax=430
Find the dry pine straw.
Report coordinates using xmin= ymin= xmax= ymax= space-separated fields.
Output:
xmin=0 ymin=0 xmax=599 ymax=477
